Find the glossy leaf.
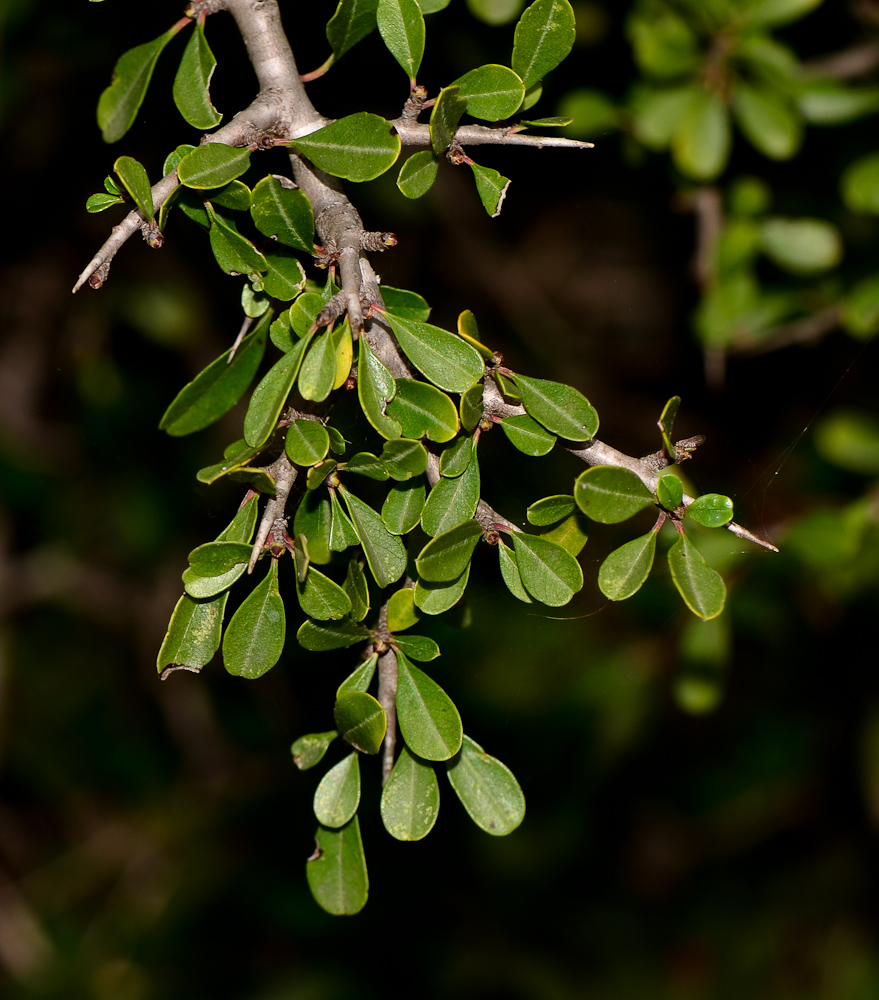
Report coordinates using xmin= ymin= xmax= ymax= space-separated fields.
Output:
xmin=297 ymin=566 xmax=353 ymax=621
xmin=382 ymin=313 xmax=484 ymax=393
xmin=382 ymin=286 xmax=431 ymax=321
xmin=668 ymin=532 xmax=727 ymax=620
xmin=454 ymin=63 xmax=525 ymax=120
xmin=306 ymin=817 xmax=368 ymax=916
xmin=511 ymin=374 xmax=598 ymax=441
xmin=212 ymin=179 xmax=254 ymax=207
xmin=159 ymin=315 xmax=268 ymax=436
xmin=414 ymin=564 xmax=470 ymax=614
xmin=499 ymin=413 xmax=556 ymax=456
xmin=382 ymin=478 xmax=427 ymax=534
xmin=540 ymin=512 xmax=588 ymax=556
xmin=446 ymin=735 xmax=525 ymax=836
xmin=329 ymin=493 xmax=361 ymax=553
xmin=308 ymin=460 xmax=337 ymax=491
xmin=327 ymin=0 xmax=379 ymax=60
xmin=173 ymin=20 xmax=222 ymax=129
xmin=394 ymin=634 xmax=441 ymax=661
xmin=381 ymin=438 xmax=428 ymax=480
xmin=733 ymin=82 xmax=801 ymax=161
xmin=672 ymin=90 xmax=730 ymax=181
xmin=656 ymin=474 xmax=684 ymax=511
xmin=574 ymin=466 xmax=654 ymax=523
xmin=291 ymin=731 xmax=338 ymax=770
xmin=344 ymin=452 xmax=389 ymax=481
xmin=340 ymin=488 xmax=407 ymax=588
xmin=285 ymin=419 xmax=331 ymax=466
xmin=299 ymin=330 xmax=336 ymax=402
xmin=598 ymin=529 xmax=658 ymax=601
xmin=157 ymin=592 xmax=227 ymax=673
xmin=381 ymin=746 xmax=440 ymax=841
xmin=97 ymin=25 xmax=180 ymax=143
xmin=250 ymin=176 xmax=314 ymax=253
xmin=334 ymin=691 xmax=387 ymax=754
xmin=113 ymin=155 xmax=154 ymax=221
xmin=386 ymin=379 xmax=459 ymax=442
xmin=294 ymin=492 xmax=332 ymax=564
xmin=460 ymin=384 xmax=484 ymax=432
xmin=416 ymin=519 xmax=482 ymax=582
xmin=290 ymin=292 xmax=325 ymax=337
xmin=457 ymin=310 xmax=495 ymax=360
xmin=497 ymin=538 xmax=532 ymax=603
xmin=430 ymin=85 xmax=467 ymax=155
xmin=206 ymin=204 xmax=267 ymax=275
xmin=243 ymin=334 xmax=312 ymax=448
xmin=197 ymin=439 xmax=262 ymax=485
xmin=357 ymin=337 xmax=402 ymax=440
xmin=421 ymin=456 xmax=480 ymax=536
xmin=439 ymin=436 xmax=473 ymax=478
xmin=222 ymin=559 xmax=286 ymax=678
xmin=686 ymin=493 xmax=734 ymax=528
xmin=293 ymin=114 xmax=401 ymax=183
xmin=86 ymin=192 xmax=124 ymax=213
xmin=512 ymin=532 xmax=583 ymax=606
xmin=314 ymin=753 xmax=361 ymax=828
xmin=297 ymin=618 xmax=371 ymax=651
xmin=342 ymin=560 xmax=370 ymax=622
xmin=177 ymin=144 xmax=252 ymax=189
xmin=387 ymin=588 xmax=420 ymax=632
xmin=511 ymin=0 xmax=576 ymax=90
xmin=527 ymin=494 xmax=574 ymax=526
xmin=337 ymin=653 xmax=378 ymax=697
xmin=396 ymin=653 xmax=463 ymax=761
xmin=397 ymin=150 xmax=439 ymax=199
xmin=469 ymin=161 xmax=511 ymax=218
xmin=377 ymin=0 xmax=425 ymax=82
xmin=187 ymin=541 xmax=252 ymax=577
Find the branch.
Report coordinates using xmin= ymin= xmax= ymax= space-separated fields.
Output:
xmin=375 ymin=594 xmax=398 ymax=786
xmin=392 ymin=120 xmax=594 ymax=151
xmin=248 ymin=453 xmax=297 ymax=573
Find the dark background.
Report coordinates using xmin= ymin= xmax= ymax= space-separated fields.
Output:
xmin=2 ymin=1 xmax=879 ymax=997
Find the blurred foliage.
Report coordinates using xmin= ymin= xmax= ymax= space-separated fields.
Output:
xmin=1 ymin=0 xmax=879 ymax=996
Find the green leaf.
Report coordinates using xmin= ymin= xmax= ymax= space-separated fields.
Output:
xmin=343 ymin=560 xmax=370 ymax=622
xmin=841 ymin=153 xmax=879 ymax=215
xmin=381 ymin=438 xmax=428 ymax=480
xmin=206 ymin=204 xmax=267 ymax=275
xmin=527 ymin=494 xmax=574 ymax=526
xmin=306 ymin=817 xmax=368 ymax=916
xmin=497 ymin=538 xmax=532 ymax=603
xmin=457 ymin=310 xmax=495 ymax=360
xmin=387 ymin=588 xmax=420 ymax=632
xmin=511 ymin=374 xmax=598 ymax=441
xmin=337 ymin=653 xmax=378 ymax=697
xmin=157 ymin=592 xmax=227 ymax=673
xmin=631 ymin=84 xmax=699 ymax=150
xmin=574 ymin=466 xmax=654 ymax=523
xmin=294 ymin=492 xmax=332 ymax=564
xmin=797 ymin=80 xmax=879 ymax=125
xmin=460 ymin=384 xmax=484 ymax=433
xmin=314 ymin=753 xmax=361 ymax=827
xmin=297 ymin=566 xmax=353 ymax=620
xmin=97 ymin=25 xmax=180 ymax=143
xmin=658 ymin=395 xmax=681 ymax=459
xmin=598 ymin=530 xmax=658 ymax=601
xmin=291 ymin=731 xmax=338 ymax=770
xmin=196 ymin=439 xmax=262 ymax=485
xmin=382 ymin=286 xmax=431 ymax=321
xmin=421 ymin=456 xmax=480 ymax=536
xmin=297 ymin=618 xmax=371 ymax=651
xmin=671 ymin=90 xmax=731 ymax=181
xmin=540 ymin=512 xmax=588 ymax=556
xmin=656 ymin=474 xmax=684 ymax=511
xmin=842 ymin=276 xmax=879 ymax=338
xmin=393 ymin=635 xmax=440 ymax=661
xmin=243 ymin=335 xmax=312 ymax=448
xmin=499 ymin=413 xmax=556 ymax=456
xmin=343 ymin=452 xmax=389 ymax=481
xmin=160 ymin=314 xmax=269 ymax=436
xmin=815 ymin=410 xmax=879 ymax=475
xmin=263 ymin=252 xmax=307 ymax=301
xmin=290 ymin=292 xmax=325 ymax=337
xmin=447 ymin=736 xmax=525 ymax=836
xmin=334 ymin=691 xmax=387 ymax=754
xmin=293 ymin=114 xmax=401 ymax=182
xmin=308 ymin=459 xmax=337 ymax=491
xmin=187 ymin=541 xmax=252 ymax=577
xmin=626 ymin=6 xmax=700 ymax=79
xmin=416 ymin=519 xmax=482 ymax=582
xmin=397 ymin=150 xmax=439 ymax=199
xmin=250 ymin=176 xmax=314 ymax=253
xmin=668 ymin=532 xmax=727 ymax=620
xmin=454 ymin=63 xmax=525 ymax=120
xmin=113 ymin=155 xmax=154 ymax=221
xmin=439 ymin=436 xmax=473 ymax=478
xmin=340 ymin=488 xmax=407 ymax=588
xmin=357 ymin=337 xmax=402 ymax=440
xmin=414 ymin=563 xmax=470 ymax=614
xmin=285 ymin=419 xmax=330 ymax=466
xmin=86 ymin=192 xmax=124 ymax=213
xmin=327 ymin=0 xmax=379 ymax=60
xmin=377 ymin=0 xmax=425 ymax=82
xmin=759 ymin=217 xmax=842 ymax=275
xmin=518 ymin=115 xmax=573 ymax=127
xmin=382 ymin=478 xmax=427 ymax=534
xmin=686 ymin=494 xmax=734 ymax=527
xmin=430 ymin=85 xmax=467 ymax=155
xmin=396 ymin=653 xmax=463 ymax=761
xmin=466 ymin=0 xmax=525 ymax=25
xmin=744 ymin=0 xmax=823 ymax=28
xmin=330 ymin=493 xmax=361 ymax=552
xmin=381 ymin=313 xmax=484 ymax=393
xmin=173 ymin=20 xmax=222 ymax=129
xmin=732 ymin=82 xmax=801 ymax=161
xmin=511 ymin=0 xmax=576 ymax=90
xmin=177 ymin=144 xmax=253 ymax=189
xmin=381 ymin=746 xmax=440 ymax=840
xmin=469 ymin=161 xmax=512 ymax=218
xmin=298 ymin=330 xmax=336 ymax=402
xmin=385 ymin=379 xmax=459 ymax=442
xmin=222 ymin=559 xmax=286 ymax=678
xmin=512 ymin=532 xmax=583 ymax=606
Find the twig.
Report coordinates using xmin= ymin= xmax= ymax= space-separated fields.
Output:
xmin=248 ymin=454 xmax=297 ymax=573
xmin=392 ymin=120 xmax=594 ymax=151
